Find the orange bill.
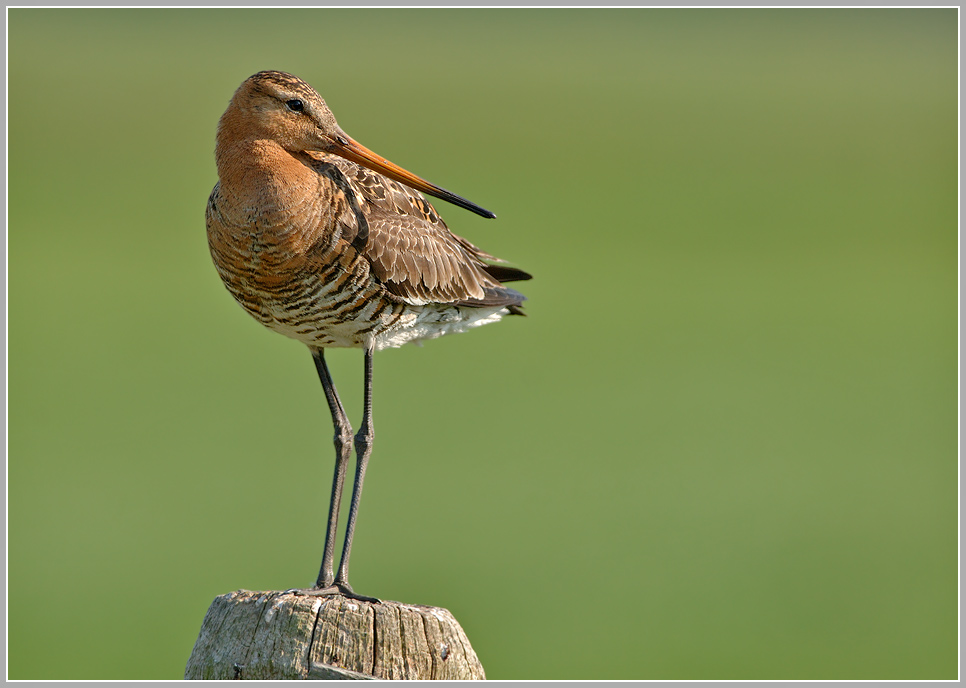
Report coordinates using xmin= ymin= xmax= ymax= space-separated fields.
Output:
xmin=329 ymin=133 xmax=496 ymax=220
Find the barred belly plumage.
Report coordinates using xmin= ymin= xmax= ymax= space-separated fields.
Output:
xmin=214 ymin=242 xmax=396 ymax=350
xmin=219 ymin=253 xmax=509 ymax=352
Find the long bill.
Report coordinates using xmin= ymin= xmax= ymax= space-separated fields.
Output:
xmin=327 ymin=133 xmax=496 ymax=219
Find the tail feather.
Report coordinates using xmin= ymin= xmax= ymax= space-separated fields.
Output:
xmin=455 ymin=284 xmax=527 ymax=313
xmin=483 ymin=264 xmax=532 ymax=283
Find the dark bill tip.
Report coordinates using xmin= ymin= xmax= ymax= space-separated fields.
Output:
xmin=333 ymin=134 xmax=497 ymax=219
xmin=436 ymin=189 xmax=496 ymax=219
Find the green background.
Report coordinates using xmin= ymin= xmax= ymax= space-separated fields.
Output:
xmin=7 ymin=8 xmax=958 ymax=680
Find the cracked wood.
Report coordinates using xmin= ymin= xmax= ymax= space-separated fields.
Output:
xmin=184 ymin=590 xmax=485 ymax=680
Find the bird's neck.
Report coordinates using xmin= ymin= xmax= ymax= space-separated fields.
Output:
xmin=211 ymin=137 xmax=336 ymax=267
xmin=215 ymin=137 xmax=317 ymax=209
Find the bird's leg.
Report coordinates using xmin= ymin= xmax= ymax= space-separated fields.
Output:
xmin=310 ymin=348 xmax=353 ymax=591
xmin=332 ymin=346 xmax=379 ymax=603
xmin=287 ymin=348 xmax=379 ymax=603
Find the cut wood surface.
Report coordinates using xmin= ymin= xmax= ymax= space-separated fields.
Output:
xmin=184 ymin=590 xmax=485 ymax=680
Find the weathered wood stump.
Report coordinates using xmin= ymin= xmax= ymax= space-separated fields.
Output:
xmin=185 ymin=590 xmax=485 ymax=680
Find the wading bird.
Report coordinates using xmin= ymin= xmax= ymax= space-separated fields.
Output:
xmin=206 ymin=71 xmax=530 ymax=601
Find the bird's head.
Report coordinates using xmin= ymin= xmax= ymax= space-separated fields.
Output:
xmin=218 ymin=70 xmax=495 ymax=219
xmin=222 ymin=71 xmax=344 ymax=153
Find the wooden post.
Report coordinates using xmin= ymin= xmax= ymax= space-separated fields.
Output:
xmin=184 ymin=590 xmax=486 ymax=680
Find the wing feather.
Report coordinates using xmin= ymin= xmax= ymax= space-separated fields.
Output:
xmin=317 ymin=156 xmax=531 ymax=308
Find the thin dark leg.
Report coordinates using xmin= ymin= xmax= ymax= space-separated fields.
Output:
xmin=286 ymin=348 xmax=378 ymax=603
xmin=311 ymin=348 xmax=353 ymax=590
xmin=334 ymin=347 xmax=377 ymax=601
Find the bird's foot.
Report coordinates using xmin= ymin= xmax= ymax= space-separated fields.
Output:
xmin=283 ymin=582 xmax=380 ymax=604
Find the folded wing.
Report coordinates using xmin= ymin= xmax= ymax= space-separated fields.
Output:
xmin=322 ymin=156 xmax=531 ymax=309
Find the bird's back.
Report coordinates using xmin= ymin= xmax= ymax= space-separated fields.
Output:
xmin=207 ymin=148 xmax=528 ymax=351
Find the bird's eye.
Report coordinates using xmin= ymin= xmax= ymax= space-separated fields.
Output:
xmin=285 ymin=99 xmax=304 ymax=113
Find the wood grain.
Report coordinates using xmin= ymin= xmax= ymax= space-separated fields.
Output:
xmin=185 ymin=590 xmax=485 ymax=680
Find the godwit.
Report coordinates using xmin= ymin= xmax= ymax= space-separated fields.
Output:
xmin=206 ymin=71 xmax=530 ymax=601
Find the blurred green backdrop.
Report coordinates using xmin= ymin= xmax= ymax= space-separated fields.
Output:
xmin=7 ymin=8 xmax=957 ymax=680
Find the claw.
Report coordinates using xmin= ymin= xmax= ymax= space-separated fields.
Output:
xmin=283 ymin=584 xmax=381 ymax=604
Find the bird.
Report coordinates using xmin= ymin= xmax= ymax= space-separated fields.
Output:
xmin=206 ymin=71 xmax=531 ymax=602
